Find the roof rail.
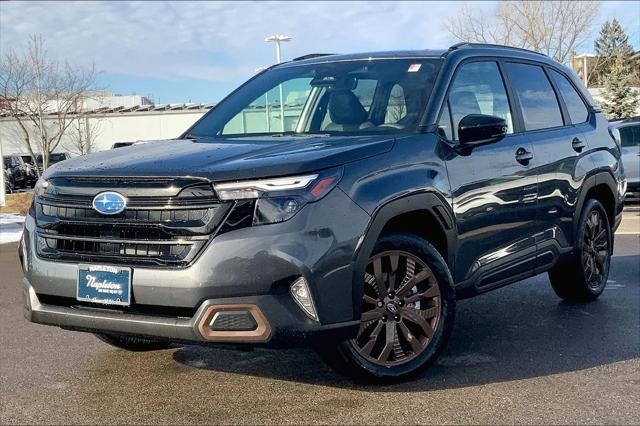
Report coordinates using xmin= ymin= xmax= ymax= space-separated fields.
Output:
xmin=293 ymin=53 xmax=336 ymax=61
xmin=448 ymin=42 xmax=548 ymax=57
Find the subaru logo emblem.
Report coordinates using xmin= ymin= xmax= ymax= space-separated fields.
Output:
xmin=92 ymin=191 xmax=127 ymax=215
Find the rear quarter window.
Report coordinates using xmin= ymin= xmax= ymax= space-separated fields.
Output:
xmin=548 ymin=69 xmax=589 ymax=124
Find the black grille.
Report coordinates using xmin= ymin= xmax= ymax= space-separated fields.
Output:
xmin=35 ymin=177 xmax=231 ymax=267
xmin=211 ymin=311 xmax=258 ymax=331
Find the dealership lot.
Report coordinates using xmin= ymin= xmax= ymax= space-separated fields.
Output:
xmin=1 ymin=212 xmax=638 ymax=424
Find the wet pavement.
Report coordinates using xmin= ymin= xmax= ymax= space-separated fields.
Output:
xmin=1 ymin=230 xmax=638 ymax=424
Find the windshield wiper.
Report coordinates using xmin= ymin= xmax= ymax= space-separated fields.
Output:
xmin=270 ymin=132 xmax=331 ymax=138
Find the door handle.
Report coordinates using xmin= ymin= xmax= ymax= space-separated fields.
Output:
xmin=515 ymin=147 xmax=533 ymax=165
xmin=571 ymin=137 xmax=585 ymax=153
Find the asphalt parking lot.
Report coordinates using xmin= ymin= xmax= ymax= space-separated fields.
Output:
xmin=1 ymin=210 xmax=638 ymax=424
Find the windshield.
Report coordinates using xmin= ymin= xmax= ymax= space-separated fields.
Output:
xmin=188 ymin=58 xmax=442 ymax=138
xmin=36 ymin=153 xmax=68 ymax=164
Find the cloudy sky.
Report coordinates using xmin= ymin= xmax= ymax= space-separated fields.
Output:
xmin=1 ymin=1 xmax=638 ymax=104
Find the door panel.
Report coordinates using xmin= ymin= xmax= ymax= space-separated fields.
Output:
xmin=529 ymin=127 xmax=588 ymax=249
xmin=447 ymin=136 xmax=538 ymax=285
xmin=438 ymin=60 xmax=539 ymax=287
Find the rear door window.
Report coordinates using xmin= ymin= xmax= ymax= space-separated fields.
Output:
xmin=548 ymin=69 xmax=589 ymax=124
xmin=504 ymin=62 xmax=564 ymax=131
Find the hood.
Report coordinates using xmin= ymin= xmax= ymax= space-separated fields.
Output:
xmin=45 ymin=135 xmax=394 ymax=182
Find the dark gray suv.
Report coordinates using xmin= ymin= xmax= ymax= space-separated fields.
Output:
xmin=21 ymin=43 xmax=625 ymax=382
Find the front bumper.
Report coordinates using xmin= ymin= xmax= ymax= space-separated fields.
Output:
xmin=23 ymin=279 xmax=359 ymax=347
xmin=22 ymin=187 xmax=369 ymax=346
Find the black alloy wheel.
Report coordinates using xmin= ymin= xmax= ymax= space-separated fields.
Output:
xmin=582 ymin=209 xmax=610 ymax=290
xmin=549 ymin=199 xmax=612 ymax=302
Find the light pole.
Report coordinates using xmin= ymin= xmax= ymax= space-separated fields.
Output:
xmin=256 ymin=66 xmax=271 ymax=132
xmin=265 ymin=35 xmax=292 ymax=132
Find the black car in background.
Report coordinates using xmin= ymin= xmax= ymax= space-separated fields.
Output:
xmin=23 ymin=43 xmax=625 ymax=382
xmin=3 ymin=154 xmax=29 ymax=189
xmin=35 ymin=152 xmax=72 ymax=171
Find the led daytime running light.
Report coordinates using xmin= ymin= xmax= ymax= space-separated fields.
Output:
xmin=214 ymin=174 xmax=318 ymax=200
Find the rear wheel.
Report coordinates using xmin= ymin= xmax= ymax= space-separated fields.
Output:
xmin=318 ymin=233 xmax=455 ymax=383
xmin=95 ymin=333 xmax=173 ymax=352
xmin=548 ymin=199 xmax=612 ymax=302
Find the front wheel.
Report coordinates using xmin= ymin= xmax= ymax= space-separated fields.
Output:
xmin=318 ymin=233 xmax=456 ymax=383
xmin=548 ymin=199 xmax=612 ymax=302
xmin=95 ymin=333 xmax=173 ymax=352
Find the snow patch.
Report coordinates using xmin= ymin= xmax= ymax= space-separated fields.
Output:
xmin=0 ymin=214 xmax=25 ymax=244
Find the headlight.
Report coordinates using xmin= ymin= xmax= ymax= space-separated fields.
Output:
xmin=34 ymin=178 xmax=49 ymax=196
xmin=214 ymin=168 xmax=343 ymax=225
xmin=214 ymin=174 xmax=318 ymax=200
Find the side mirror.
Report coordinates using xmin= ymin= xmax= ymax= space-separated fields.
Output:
xmin=458 ymin=114 xmax=508 ymax=147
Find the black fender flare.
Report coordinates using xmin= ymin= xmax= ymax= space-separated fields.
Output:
xmin=573 ymin=170 xmax=618 ymax=238
xmin=350 ymin=191 xmax=457 ymax=318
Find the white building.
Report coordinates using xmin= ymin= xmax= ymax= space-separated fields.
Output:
xmin=82 ymin=92 xmax=154 ymax=110
xmin=0 ymin=103 xmax=213 ymax=155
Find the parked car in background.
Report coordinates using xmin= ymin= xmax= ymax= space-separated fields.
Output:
xmin=2 ymin=154 xmax=29 ymax=189
xmin=612 ymin=117 xmax=639 ymax=199
xmin=111 ymin=142 xmax=135 ymax=149
xmin=23 ymin=43 xmax=624 ymax=382
xmin=35 ymin=152 xmax=72 ymax=171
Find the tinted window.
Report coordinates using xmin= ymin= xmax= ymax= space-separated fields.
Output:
xmin=505 ymin=63 xmax=563 ymax=131
xmin=443 ymin=61 xmax=514 ymax=140
xmin=620 ymin=125 xmax=640 ymax=147
xmin=549 ymin=69 xmax=589 ymax=124
xmin=49 ymin=153 xmax=69 ymax=163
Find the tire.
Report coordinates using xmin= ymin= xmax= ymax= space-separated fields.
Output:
xmin=95 ymin=333 xmax=173 ymax=352
xmin=548 ymin=199 xmax=612 ymax=302
xmin=318 ymin=233 xmax=456 ymax=383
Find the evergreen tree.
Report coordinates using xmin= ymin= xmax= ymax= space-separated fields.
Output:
xmin=591 ymin=19 xmax=634 ymax=86
xmin=601 ymin=53 xmax=640 ymax=120
xmin=595 ymin=19 xmax=634 ymax=57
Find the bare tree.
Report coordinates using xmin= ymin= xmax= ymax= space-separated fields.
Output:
xmin=447 ymin=1 xmax=601 ymax=63
xmin=0 ymin=35 xmax=97 ymax=174
xmin=63 ymin=111 xmax=103 ymax=156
